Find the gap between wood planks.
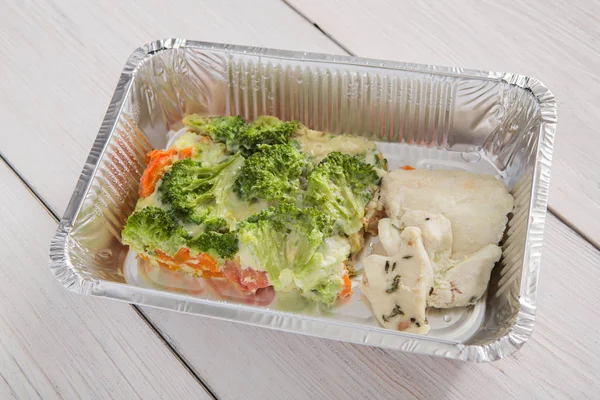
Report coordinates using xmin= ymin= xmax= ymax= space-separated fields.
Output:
xmin=0 ymin=7 xmax=595 ymax=390
xmin=0 ymin=152 xmax=220 ymax=400
xmin=281 ymin=0 xmax=599 ymax=251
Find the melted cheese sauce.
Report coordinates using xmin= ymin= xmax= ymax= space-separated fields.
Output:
xmin=295 ymin=129 xmax=376 ymax=163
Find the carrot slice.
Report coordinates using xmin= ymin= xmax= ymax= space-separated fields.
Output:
xmin=156 ymin=248 xmax=221 ymax=277
xmin=339 ymin=265 xmax=353 ymax=298
xmin=400 ymin=165 xmax=415 ymax=171
xmin=185 ymin=252 xmax=219 ymax=274
xmin=178 ymin=147 xmax=193 ymax=159
xmin=172 ymin=247 xmax=191 ymax=263
xmin=139 ymin=149 xmax=178 ymax=197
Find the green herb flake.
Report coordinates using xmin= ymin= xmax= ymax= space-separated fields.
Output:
xmin=382 ymin=305 xmax=404 ymax=322
xmin=391 ymin=224 xmax=404 ymax=232
xmin=385 ymin=275 xmax=402 ymax=293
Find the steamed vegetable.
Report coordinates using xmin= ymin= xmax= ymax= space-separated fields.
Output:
xmin=139 ymin=149 xmax=183 ymax=198
xmin=237 ymin=116 xmax=300 ymax=156
xmin=295 ymin=236 xmax=351 ymax=304
xmin=183 ymin=114 xmax=301 ymax=156
xmin=158 ymin=153 xmax=244 ymax=226
xmin=237 ymin=203 xmax=349 ymax=304
xmin=188 ymin=231 xmax=238 ymax=259
xmin=122 ymin=207 xmax=188 ymax=256
xmin=125 ymin=115 xmax=386 ymax=305
xmin=183 ymin=115 xmax=246 ymax=153
xmin=306 ymin=152 xmax=381 ymax=236
xmin=233 ymin=144 xmax=308 ymax=203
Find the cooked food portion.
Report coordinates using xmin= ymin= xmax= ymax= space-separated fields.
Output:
xmin=427 ymin=244 xmax=502 ymax=308
xmin=295 ymin=129 xmax=385 ymax=168
xmin=360 ymin=227 xmax=433 ymax=334
xmin=122 ymin=114 xmax=514 ymax=335
xmin=381 ymin=169 xmax=514 ymax=258
xmin=379 ymin=211 xmax=453 ymax=264
xmin=363 ymin=169 xmax=514 ymax=317
xmin=122 ymin=115 xmax=384 ymax=305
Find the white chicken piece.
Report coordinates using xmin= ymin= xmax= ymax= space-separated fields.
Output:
xmin=360 ymin=227 xmax=433 ymax=334
xmin=378 ymin=210 xmax=503 ymax=309
xmin=378 ymin=211 xmax=452 ymax=270
xmin=377 ymin=218 xmax=403 ymax=256
xmin=428 ymin=244 xmax=502 ymax=308
xmin=381 ymin=169 xmax=514 ymax=259
xmin=399 ymin=211 xmax=453 ymax=265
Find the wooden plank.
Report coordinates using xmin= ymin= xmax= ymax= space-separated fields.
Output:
xmin=2 ymin=1 xmax=599 ymax=398
xmin=0 ymin=160 xmax=211 ymax=399
xmin=287 ymin=0 xmax=600 ymax=247
xmin=0 ymin=0 xmax=343 ymax=218
xmin=138 ymin=213 xmax=600 ymax=399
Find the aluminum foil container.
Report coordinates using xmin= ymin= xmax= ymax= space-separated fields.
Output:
xmin=49 ymin=39 xmax=557 ymax=362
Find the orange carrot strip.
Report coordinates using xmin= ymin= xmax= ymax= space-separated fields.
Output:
xmin=185 ymin=252 xmax=219 ymax=273
xmin=156 ymin=248 xmax=221 ymax=277
xmin=173 ymin=247 xmax=191 ymax=263
xmin=139 ymin=149 xmax=178 ymax=197
xmin=339 ymin=266 xmax=353 ymax=298
xmin=400 ymin=165 xmax=415 ymax=171
xmin=178 ymin=147 xmax=193 ymax=159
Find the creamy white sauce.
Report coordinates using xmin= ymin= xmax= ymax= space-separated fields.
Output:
xmin=295 ymin=129 xmax=376 ymax=163
xmin=171 ymin=131 xmax=199 ymax=150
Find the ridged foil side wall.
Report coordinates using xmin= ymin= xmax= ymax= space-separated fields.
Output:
xmin=49 ymin=40 xmax=557 ymax=361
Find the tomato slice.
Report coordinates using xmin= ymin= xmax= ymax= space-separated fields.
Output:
xmin=223 ymin=260 xmax=270 ymax=293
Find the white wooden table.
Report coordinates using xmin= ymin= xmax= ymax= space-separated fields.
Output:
xmin=1 ymin=1 xmax=599 ymax=398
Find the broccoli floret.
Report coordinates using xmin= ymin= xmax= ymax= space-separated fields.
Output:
xmin=183 ymin=115 xmax=247 ymax=152
xmin=188 ymin=231 xmax=238 ymax=259
xmin=240 ymin=202 xmax=334 ymax=239
xmin=158 ymin=153 xmax=244 ymax=226
xmin=306 ymin=152 xmax=381 ymax=236
xmin=121 ymin=207 xmax=188 ymax=256
xmin=202 ymin=217 xmax=229 ymax=233
xmin=183 ymin=115 xmax=301 ymax=156
xmin=295 ymin=236 xmax=351 ymax=305
xmin=237 ymin=203 xmax=345 ymax=303
xmin=237 ymin=116 xmax=300 ymax=156
xmin=233 ymin=144 xmax=308 ymax=203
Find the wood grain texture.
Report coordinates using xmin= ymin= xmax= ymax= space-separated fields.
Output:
xmin=288 ymin=0 xmax=600 ymax=247
xmin=138 ymin=213 xmax=600 ymax=399
xmin=0 ymin=160 xmax=211 ymax=399
xmin=2 ymin=0 xmax=600 ymax=399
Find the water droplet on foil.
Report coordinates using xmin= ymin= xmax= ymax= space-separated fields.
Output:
xmin=443 ymin=315 xmax=452 ymax=322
